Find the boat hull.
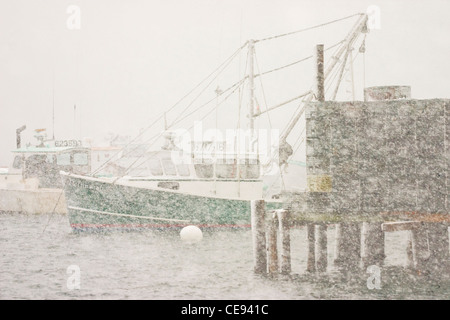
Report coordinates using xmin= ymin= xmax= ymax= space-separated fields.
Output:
xmin=61 ymin=173 xmax=282 ymax=232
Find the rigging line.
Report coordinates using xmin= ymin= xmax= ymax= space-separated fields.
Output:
xmin=170 ymin=75 xmax=245 ymax=128
xmin=90 ymin=112 xmax=165 ymax=176
xmin=254 ymin=39 xmax=346 ymax=124
xmin=325 ymin=34 xmax=364 ymax=95
xmin=327 ymin=42 xmax=362 ymax=98
xmin=330 ymin=42 xmax=363 ymax=100
xmin=330 ymin=47 xmax=350 ymax=101
xmin=291 ymin=124 xmax=307 ymax=156
xmin=324 ymin=40 xmax=358 ymax=96
xmin=254 ymin=49 xmax=288 ymax=193
xmin=42 ymin=188 xmax=65 ymax=233
xmin=255 ymin=91 xmax=313 ymax=117
xmin=236 ymin=51 xmax=249 ymax=131
xmin=254 ymin=39 xmax=345 ymax=79
xmin=123 ymin=80 xmax=244 ymax=173
xmin=236 ymin=49 xmax=249 ymax=198
xmin=90 ymin=43 xmax=247 ymax=176
xmin=253 ymin=51 xmax=272 ymax=128
xmin=284 ymin=42 xmax=362 ymax=154
xmin=279 ymin=88 xmax=311 ymax=139
xmin=168 ymin=45 xmax=245 ymax=127
xmin=256 ymin=13 xmax=363 ymax=43
xmin=325 ymin=55 xmax=346 ymax=95
xmin=325 ymin=40 xmax=347 ymax=81
xmin=256 ymin=55 xmax=313 ymax=77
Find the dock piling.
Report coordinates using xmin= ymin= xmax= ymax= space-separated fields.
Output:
xmin=361 ymin=222 xmax=385 ymax=269
xmin=251 ymin=200 xmax=267 ymax=274
xmin=315 ymin=224 xmax=328 ymax=272
xmin=267 ymin=211 xmax=279 ymax=274
xmin=334 ymin=223 xmax=361 ymax=272
xmin=306 ymin=223 xmax=316 ymax=272
xmin=277 ymin=209 xmax=291 ymax=274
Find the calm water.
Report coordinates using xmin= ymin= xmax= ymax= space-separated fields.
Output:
xmin=0 ymin=212 xmax=449 ymax=300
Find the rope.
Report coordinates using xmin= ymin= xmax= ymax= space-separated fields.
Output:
xmin=256 ymin=13 xmax=364 ymax=43
xmin=121 ymin=77 xmax=244 ymax=174
xmin=90 ymin=42 xmax=247 ymax=176
xmin=254 ymin=51 xmax=272 ymax=128
xmin=168 ymin=44 xmax=245 ymax=128
xmin=254 ymin=39 xmax=345 ymax=79
xmin=42 ymin=188 xmax=65 ymax=233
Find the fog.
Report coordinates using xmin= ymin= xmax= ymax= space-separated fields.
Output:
xmin=1 ymin=0 xmax=449 ymax=166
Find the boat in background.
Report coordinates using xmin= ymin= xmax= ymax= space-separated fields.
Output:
xmin=0 ymin=127 xmax=125 ymax=214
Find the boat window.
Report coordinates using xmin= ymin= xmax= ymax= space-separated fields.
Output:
xmin=73 ymin=152 xmax=89 ymax=165
xmin=128 ymin=166 xmax=149 ymax=177
xmin=148 ymin=158 xmax=163 ymax=176
xmin=56 ymin=153 xmax=71 ymax=165
xmin=12 ymin=156 xmax=23 ymax=169
xmin=162 ymin=159 xmax=177 ymax=176
xmin=46 ymin=154 xmax=55 ymax=164
xmin=240 ymin=164 xmax=260 ymax=179
xmin=216 ymin=164 xmax=236 ymax=179
xmin=194 ymin=164 xmax=213 ymax=178
xmin=176 ymin=164 xmax=190 ymax=176
xmin=157 ymin=181 xmax=180 ymax=190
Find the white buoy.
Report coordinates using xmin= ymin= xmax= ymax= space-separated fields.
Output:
xmin=180 ymin=225 xmax=203 ymax=243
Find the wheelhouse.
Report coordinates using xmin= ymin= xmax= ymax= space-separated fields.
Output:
xmin=11 ymin=146 xmax=91 ymax=188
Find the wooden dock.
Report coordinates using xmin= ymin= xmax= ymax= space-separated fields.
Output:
xmin=251 ymin=200 xmax=450 ymax=277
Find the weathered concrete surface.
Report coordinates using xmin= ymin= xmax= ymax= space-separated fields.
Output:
xmin=296 ymin=99 xmax=449 ymax=218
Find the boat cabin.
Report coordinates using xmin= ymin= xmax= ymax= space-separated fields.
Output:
xmin=125 ymin=150 xmax=260 ymax=181
xmin=10 ymin=146 xmax=91 ymax=188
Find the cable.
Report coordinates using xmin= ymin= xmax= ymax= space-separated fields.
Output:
xmin=91 ymin=43 xmax=247 ymax=176
xmin=256 ymin=13 xmax=363 ymax=43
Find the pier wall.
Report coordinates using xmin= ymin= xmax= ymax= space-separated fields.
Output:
xmin=295 ymin=98 xmax=449 ymax=218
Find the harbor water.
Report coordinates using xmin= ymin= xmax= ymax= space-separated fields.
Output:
xmin=0 ymin=212 xmax=449 ymax=300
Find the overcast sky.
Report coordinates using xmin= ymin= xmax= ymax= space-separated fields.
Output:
xmin=1 ymin=0 xmax=449 ymax=166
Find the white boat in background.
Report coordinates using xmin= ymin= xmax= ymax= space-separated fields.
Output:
xmin=0 ymin=127 xmax=125 ymax=214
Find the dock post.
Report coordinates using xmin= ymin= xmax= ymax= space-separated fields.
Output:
xmin=306 ymin=223 xmax=316 ymax=272
xmin=334 ymin=222 xmax=361 ymax=272
xmin=267 ymin=211 xmax=279 ymax=275
xmin=361 ymin=222 xmax=385 ymax=269
xmin=277 ymin=209 xmax=291 ymax=274
xmin=251 ymin=200 xmax=267 ymax=274
xmin=315 ymin=224 xmax=328 ymax=272
xmin=406 ymin=231 xmax=414 ymax=269
xmin=315 ymin=44 xmax=325 ymax=102
xmin=427 ymin=222 xmax=450 ymax=274
xmin=410 ymin=223 xmax=429 ymax=273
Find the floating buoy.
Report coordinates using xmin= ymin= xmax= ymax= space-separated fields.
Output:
xmin=180 ymin=225 xmax=203 ymax=243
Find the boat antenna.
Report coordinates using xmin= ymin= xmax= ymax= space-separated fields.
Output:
xmin=73 ymin=104 xmax=76 ymax=138
xmin=52 ymin=70 xmax=55 ymax=140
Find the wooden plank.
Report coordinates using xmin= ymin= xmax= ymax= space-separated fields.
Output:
xmin=382 ymin=221 xmax=421 ymax=232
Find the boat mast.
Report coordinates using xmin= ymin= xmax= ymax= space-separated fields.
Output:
xmin=248 ymin=39 xmax=255 ymax=134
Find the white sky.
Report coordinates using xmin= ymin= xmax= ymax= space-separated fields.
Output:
xmin=1 ymin=0 xmax=449 ymax=166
